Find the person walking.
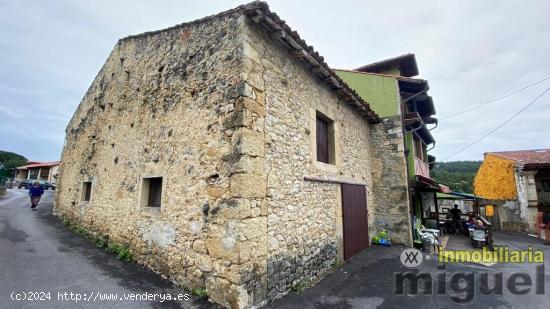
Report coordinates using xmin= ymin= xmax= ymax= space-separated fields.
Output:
xmin=29 ymin=181 xmax=44 ymax=210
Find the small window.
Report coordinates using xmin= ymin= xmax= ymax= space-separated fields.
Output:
xmin=413 ymin=137 xmax=425 ymax=161
xmin=316 ymin=112 xmax=335 ymax=164
xmin=142 ymin=177 xmax=163 ymax=207
xmin=82 ymin=181 xmax=92 ymax=202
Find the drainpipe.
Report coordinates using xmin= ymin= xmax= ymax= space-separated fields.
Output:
xmin=405 ymin=119 xmax=425 ymax=134
xmin=399 ymin=97 xmax=415 ymax=246
xmin=427 ymin=142 xmax=436 ymax=152
xmin=399 ymin=85 xmax=429 ymax=245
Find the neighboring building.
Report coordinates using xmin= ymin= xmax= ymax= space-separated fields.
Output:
xmin=435 ymin=192 xmax=474 ymax=214
xmin=474 ymin=149 xmax=550 ymax=233
xmin=335 ymin=53 xmax=445 ymax=245
xmin=15 ymin=161 xmax=60 ymax=183
xmin=55 ymin=2 xmax=411 ymax=307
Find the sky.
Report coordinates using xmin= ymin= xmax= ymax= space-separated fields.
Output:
xmin=0 ymin=0 xmax=549 ymax=162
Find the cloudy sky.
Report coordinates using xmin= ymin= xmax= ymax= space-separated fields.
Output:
xmin=1 ymin=0 xmax=549 ymax=162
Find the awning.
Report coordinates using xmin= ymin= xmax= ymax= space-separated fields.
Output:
xmin=413 ymin=177 xmax=452 ymax=193
xmin=436 ymin=191 xmax=485 ymax=200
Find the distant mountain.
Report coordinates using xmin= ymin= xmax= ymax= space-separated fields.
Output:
xmin=431 ymin=161 xmax=482 ymax=193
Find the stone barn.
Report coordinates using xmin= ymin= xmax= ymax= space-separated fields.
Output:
xmin=55 ymin=2 xmax=412 ymax=307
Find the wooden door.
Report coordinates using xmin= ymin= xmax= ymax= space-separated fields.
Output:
xmin=341 ymin=184 xmax=369 ymax=260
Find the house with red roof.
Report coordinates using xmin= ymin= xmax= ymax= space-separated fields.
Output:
xmin=474 ymin=149 xmax=550 ymax=236
xmin=15 ymin=161 xmax=60 ymax=184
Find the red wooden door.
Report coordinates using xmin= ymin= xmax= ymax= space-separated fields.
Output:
xmin=341 ymin=184 xmax=369 ymax=260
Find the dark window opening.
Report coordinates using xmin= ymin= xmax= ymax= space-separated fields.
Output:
xmin=147 ymin=177 xmax=163 ymax=207
xmin=413 ymin=136 xmax=425 ymax=161
xmin=82 ymin=182 xmax=92 ymax=202
xmin=316 ymin=113 xmax=334 ymax=164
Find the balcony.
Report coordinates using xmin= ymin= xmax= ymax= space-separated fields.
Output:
xmin=539 ymin=191 xmax=550 ymax=202
xmin=414 ymin=157 xmax=430 ymax=179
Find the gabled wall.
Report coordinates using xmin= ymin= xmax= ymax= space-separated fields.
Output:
xmin=55 ymin=11 xmax=270 ymax=308
xmin=336 ymin=71 xmax=400 ymax=118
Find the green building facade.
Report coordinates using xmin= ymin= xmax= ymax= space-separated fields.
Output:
xmin=335 ymin=54 xmax=440 ymax=244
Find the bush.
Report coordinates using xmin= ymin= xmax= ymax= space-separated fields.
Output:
xmin=63 ymin=218 xmax=133 ymax=262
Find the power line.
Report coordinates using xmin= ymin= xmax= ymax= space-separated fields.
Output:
xmin=440 ymin=75 xmax=550 ymax=120
xmin=0 ymin=110 xmax=43 ymax=140
xmin=441 ymin=86 xmax=550 ymax=162
xmin=0 ymin=110 xmax=37 ymax=137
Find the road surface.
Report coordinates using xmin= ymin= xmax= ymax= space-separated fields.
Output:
xmin=2 ymin=188 xmax=549 ymax=308
xmin=0 ymin=189 xmax=211 ymax=309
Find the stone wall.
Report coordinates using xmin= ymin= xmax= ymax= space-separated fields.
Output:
xmin=367 ymin=116 xmax=412 ymax=246
xmin=241 ymin=18 xmax=384 ymax=300
xmin=499 ymin=200 xmax=529 ymax=231
xmin=55 ymin=12 xmax=267 ymax=308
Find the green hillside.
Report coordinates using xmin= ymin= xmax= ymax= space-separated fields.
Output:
xmin=0 ymin=150 xmax=27 ymax=183
xmin=431 ymin=161 xmax=482 ymax=193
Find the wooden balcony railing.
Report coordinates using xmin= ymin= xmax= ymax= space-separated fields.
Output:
xmin=539 ymin=191 xmax=550 ymax=202
xmin=414 ymin=157 xmax=430 ymax=179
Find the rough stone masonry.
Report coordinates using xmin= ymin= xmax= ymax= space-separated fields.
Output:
xmin=55 ymin=2 xmax=412 ymax=308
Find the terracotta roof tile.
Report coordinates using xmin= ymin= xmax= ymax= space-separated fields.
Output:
xmin=488 ymin=149 xmax=550 ymax=166
xmin=17 ymin=161 xmax=60 ymax=169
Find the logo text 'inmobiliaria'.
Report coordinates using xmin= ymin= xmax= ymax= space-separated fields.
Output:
xmin=395 ymin=248 xmax=546 ymax=303
xmin=439 ymin=246 xmax=544 ymax=264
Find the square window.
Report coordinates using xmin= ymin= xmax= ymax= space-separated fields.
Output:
xmin=316 ymin=112 xmax=335 ymax=164
xmin=81 ymin=181 xmax=92 ymax=202
xmin=141 ymin=177 xmax=163 ymax=208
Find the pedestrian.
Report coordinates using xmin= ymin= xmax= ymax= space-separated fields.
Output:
xmin=449 ymin=204 xmax=462 ymax=235
xmin=28 ymin=181 xmax=44 ymax=210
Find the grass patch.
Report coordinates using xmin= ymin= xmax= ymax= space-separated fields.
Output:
xmin=191 ymin=287 xmax=208 ymax=300
xmin=62 ymin=218 xmax=133 ymax=262
xmin=106 ymin=243 xmax=133 ymax=262
xmin=92 ymin=236 xmax=108 ymax=248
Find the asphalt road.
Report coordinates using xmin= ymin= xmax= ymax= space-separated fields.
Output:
xmin=267 ymin=231 xmax=550 ymax=308
xmin=2 ymin=188 xmax=550 ymax=308
xmin=0 ymin=189 xmax=212 ymax=309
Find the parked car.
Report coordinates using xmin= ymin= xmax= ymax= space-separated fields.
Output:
xmin=18 ymin=179 xmax=56 ymax=190
xmin=17 ymin=179 xmax=36 ymax=189
xmin=39 ymin=181 xmax=56 ymax=190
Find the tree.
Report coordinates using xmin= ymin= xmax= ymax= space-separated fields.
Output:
xmin=431 ymin=161 xmax=482 ymax=193
xmin=0 ymin=150 xmax=28 ymax=182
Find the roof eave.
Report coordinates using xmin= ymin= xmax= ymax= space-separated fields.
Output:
xmin=243 ymin=2 xmax=380 ymax=123
xmin=355 ymin=53 xmax=419 ymax=77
